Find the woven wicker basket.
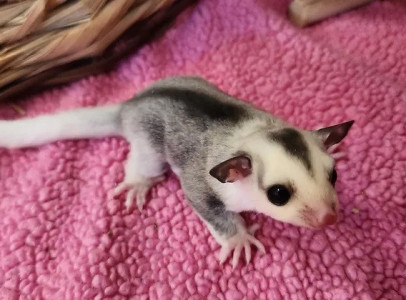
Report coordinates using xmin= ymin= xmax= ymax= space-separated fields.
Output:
xmin=0 ymin=0 xmax=196 ymax=102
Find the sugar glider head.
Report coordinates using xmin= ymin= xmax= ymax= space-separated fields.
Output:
xmin=209 ymin=120 xmax=354 ymax=229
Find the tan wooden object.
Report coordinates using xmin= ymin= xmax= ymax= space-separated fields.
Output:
xmin=288 ymin=0 xmax=376 ymax=27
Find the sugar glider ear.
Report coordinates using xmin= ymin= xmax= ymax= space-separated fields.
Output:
xmin=315 ymin=120 xmax=354 ymax=149
xmin=209 ymin=156 xmax=252 ymax=183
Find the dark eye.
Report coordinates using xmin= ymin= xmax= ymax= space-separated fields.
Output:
xmin=267 ymin=185 xmax=291 ymax=206
xmin=330 ymin=168 xmax=337 ymax=186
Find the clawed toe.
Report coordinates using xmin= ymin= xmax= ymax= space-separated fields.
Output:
xmin=218 ymin=223 xmax=265 ymax=268
xmin=124 ymin=188 xmax=136 ymax=210
xmin=112 ymin=182 xmax=129 ymax=197
xmin=121 ymin=184 xmax=151 ymax=211
xmin=112 ymin=175 xmax=165 ymax=211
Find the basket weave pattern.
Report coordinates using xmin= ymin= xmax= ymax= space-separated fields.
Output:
xmin=0 ymin=0 xmax=194 ymax=101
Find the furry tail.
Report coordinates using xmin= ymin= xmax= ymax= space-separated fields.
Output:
xmin=0 ymin=104 xmax=122 ymax=148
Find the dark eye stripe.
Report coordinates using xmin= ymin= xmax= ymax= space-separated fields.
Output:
xmin=268 ymin=128 xmax=312 ymax=174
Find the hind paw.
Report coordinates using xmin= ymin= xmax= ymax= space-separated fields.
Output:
xmin=111 ymin=175 xmax=165 ymax=211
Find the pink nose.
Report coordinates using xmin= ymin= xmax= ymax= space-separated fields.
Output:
xmin=319 ymin=213 xmax=337 ymax=227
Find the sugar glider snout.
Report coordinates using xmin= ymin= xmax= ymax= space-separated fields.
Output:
xmin=315 ymin=201 xmax=338 ymax=228
xmin=320 ymin=212 xmax=337 ymax=227
xmin=303 ymin=198 xmax=339 ymax=229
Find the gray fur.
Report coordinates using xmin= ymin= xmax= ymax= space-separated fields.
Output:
xmin=118 ymin=76 xmax=280 ymax=238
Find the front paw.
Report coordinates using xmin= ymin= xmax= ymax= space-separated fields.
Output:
xmin=218 ymin=224 xmax=265 ymax=268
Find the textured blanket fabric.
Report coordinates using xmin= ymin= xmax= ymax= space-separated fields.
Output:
xmin=0 ymin=0 xmax=405 ymax=299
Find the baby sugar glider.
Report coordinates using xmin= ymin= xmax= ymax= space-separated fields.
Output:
xmin=0 ymin=76 xmax=353 ymax=268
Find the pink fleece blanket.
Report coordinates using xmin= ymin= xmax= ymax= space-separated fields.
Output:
xmin=1 ymin=0 xmax=405 ymax=299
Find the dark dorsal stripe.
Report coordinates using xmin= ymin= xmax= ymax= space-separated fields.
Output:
xmin=138 ymin=87 xmax=248 ymax=123
xmin=269 ymin=128 xmax=312 ymax=172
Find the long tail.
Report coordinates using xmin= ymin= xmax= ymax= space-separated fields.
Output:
xmin=0 ymin=104 xmax=122 ymax=149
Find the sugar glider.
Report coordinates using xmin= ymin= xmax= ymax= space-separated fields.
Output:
xmin=0 ymin=76 xmax=353 ymax=268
